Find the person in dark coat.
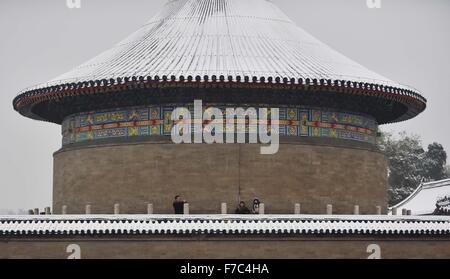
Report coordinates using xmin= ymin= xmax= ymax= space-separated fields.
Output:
xmin=235 ymin=201 xmax=251 ymax=214
xmin=173 ymin=195 xmax=187 ymax=214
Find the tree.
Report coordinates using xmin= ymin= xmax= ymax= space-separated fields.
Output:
xmin=423 ymin=143 xmax=447 ymax=180
xmin=445 ymin=165 xmax=450 ymax=178
xmin=378 ymin=132 xmax=450 ymax=206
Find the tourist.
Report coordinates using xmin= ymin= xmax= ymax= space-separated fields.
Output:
xmin=252 ymin=198 xmax=261 ymax=214
xmin=235 ymin=201 xmax=251 ymax=214
xmin=173 ymin=195 xmax=187 ymax=215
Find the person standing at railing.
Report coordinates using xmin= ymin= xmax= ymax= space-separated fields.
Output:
xmin=173 ymin=195 xmax=187 ymax=215
xmin=235 ymin=201 xmax=251 ymax=214
xmin=252 ymin=198 xmax=261 ymax=214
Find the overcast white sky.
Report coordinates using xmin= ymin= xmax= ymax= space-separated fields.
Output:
xmin=0 ymin=0 xmax=449 ymax=211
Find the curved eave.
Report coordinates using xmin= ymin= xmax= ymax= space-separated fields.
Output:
xmin=390 ymin=184 xmax=425 ymax=211
xmin=389 ymin=179 xmax=450 ymax=213
xmin=13 ymin=75 xmax=427 ymax=125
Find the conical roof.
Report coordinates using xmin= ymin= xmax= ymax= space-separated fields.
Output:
xmin=50 ymin=0 xmax=403 ymax=87
xmin=14 ymin=0 xmax=426 ymax=124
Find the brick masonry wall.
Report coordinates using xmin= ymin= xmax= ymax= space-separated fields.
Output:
xmin=1 ymin=237 xmax=449 ymax=259
xmin=53 ymin=138 xmax=388 ymax=214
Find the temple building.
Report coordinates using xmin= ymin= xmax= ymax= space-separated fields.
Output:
xmin=2 ymin=0 xmax=448 ymax=259
xmin=12 ymin=0 xmax=426 ymax=215
xmin=390 ymin=179 xmax=450 ymax=216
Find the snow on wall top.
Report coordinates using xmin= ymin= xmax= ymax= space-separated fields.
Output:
xmin=1 ymin=215 xmax=449 ymax=236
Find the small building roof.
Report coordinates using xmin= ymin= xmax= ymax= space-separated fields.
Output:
xmin=1 ymin=215 xmax=449 ymax=237
xmin=390 ymin=179 xmax=450 ymax=215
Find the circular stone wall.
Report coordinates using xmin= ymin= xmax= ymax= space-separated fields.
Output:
xmin=53 ymin=137 xmax=388 ymax=215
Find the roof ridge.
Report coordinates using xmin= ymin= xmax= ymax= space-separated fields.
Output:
xmin=423 ymin=178 xmax=450 ymax=189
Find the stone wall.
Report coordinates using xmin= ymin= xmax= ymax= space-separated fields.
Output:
xmin=1 ymin=236 xmax=449 ymax=259
xmin=53 ymin=137 xmax=387 ymax=214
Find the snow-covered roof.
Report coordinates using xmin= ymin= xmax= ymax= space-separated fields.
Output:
xmin=1 ymin=215 xmax=449 ymax=236
xmin=22 ymin=0 xmax=417 ymax=92
xmin=14 ymin=0 xmax=427 ymax=125
xmin=390 ymin=179 xmax=450 ymax=215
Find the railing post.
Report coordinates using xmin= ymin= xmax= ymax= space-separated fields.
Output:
xmin=85 ymin=205 xmax=92 ymax=215
xmin=353 ymin=205 xmax=360 ymax=215
xmin=221 ymin=203 xmax=227 ymax=214
xmin=391 ymin=208 xmax=398 ymax=216
xmin=147 ymin=203 xmax=154 ymax=215
xmin=114 ymin=204 xmax=120 ymax=215
xmin=294 ymin=203 xmax=301 ymax=215
xmin=62 ymin=205 xmax=68 ymax=215
xmin=183 ymin=203 xmax=190 ymax=215
xmin=326 ymin=204 xmax=333 ymax=215
xmin=259 ymin=203 xmax=265 ymax=215
xmin=376 ymin=206 xmax=382 ymax=215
